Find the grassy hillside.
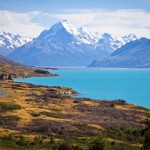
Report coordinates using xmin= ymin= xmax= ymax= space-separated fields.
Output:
xmin=0 ymin=64 xmax=149 ymax=149
xmin=0 ymin=79 xmax=149 ymax=149
xmin=0 ymin=63 xmax=54 ymax=78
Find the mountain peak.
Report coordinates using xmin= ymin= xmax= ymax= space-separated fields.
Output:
xmin=102 ymin=33 xmax=113 ymax=39
xmin=0 ymin=29 xmax=5 ymax=34
xmin=0 ymin=29 xmax=32 ymax=56
xmin=127 ymin=34 xmax=137 ymax=40
xmin=44 ymin=20 xmax=79 ymax=38
xmin=59 ymin=20 xmax=79 ymax=35
xmin=60 ymin=19 xmax=69 ymax=24
xmin=78 ymin=27 xmax=87 ymax=32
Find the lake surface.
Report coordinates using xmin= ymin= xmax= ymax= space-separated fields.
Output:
xmin=15 ymin=69 xmax=150 ymax=108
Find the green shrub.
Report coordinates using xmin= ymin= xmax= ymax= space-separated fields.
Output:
xmin=143 ymin=117 xmax=150 ymax=150
xmin=58 ymin=142 xmax=73 ymax=150
xmin=32 ymin=136 xmax=43 ymax=145
xmin=0 ymin=134 xmax=13 ymax=141
xmin=35 ymin=69 xmax=49 ymax=74
xmin=0 ymin=134 xmax=18 ymax=149
xmin=16 ymin=135 xmax=29 ymax=146
xmin=0 ymin=102 xmax=21 ymax=112
xmin=143 ymin=129 xmax=150 ymax=150
xmin=49 ymin=136 xmax=55 ymax=144
xmin=89 ymin=135 xmax=110 ymax=150
xmin=41 ymin=111 xmax=58 ymax=118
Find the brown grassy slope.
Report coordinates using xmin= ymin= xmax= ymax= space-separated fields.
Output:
xmin=0 ymin=63 xmax=54 ymax=78
xmin=0 ymin=54 xmax=55 ymax=78
xmin=0 ymin=80 xmax=149 ymax=149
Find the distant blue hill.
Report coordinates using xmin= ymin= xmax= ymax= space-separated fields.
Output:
xmin=89 ymin=38 xmax=150 ymax=68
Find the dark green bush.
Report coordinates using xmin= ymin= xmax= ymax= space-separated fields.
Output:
xmin=0 ymin=134 xmax=13 ymax=141
xmin=0 ymin=102 xmax=21 ymax=112
xmin=49 ymin=136 xmax=55 ymax=144
xmin=89 ymin=135 xmax=110 ymax=150
xmin=58 ymin=142 xmax=73 ymax=150
xmin=143 ymin=117 xmax=150 ymax=150
xmin=32 ymin=136 xmax=43 ymax=145
xmin=143 ymin=129 xmax=150 ymax=150
xmin=35 ymin=69 xmax=49 ymax=74
xmin=16 ymin=135 xmax=29 ymax=146
xmin=41 ymin=111 xmax=58 ymax=118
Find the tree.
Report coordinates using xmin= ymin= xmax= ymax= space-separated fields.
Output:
xmin=89 ymin=135 xmax=110 ymax=150
xmin=143 ymin=116 xmax=150 ymax=150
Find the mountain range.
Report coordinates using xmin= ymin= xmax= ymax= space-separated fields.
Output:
xmin=8 ymin=20 xmax=138 ymax=67
xmin=89 ymin=38 xmax=150 ymax=68
xmin=0 ymin=29 xmax=31 ymax=56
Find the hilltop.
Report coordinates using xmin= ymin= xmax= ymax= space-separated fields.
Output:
xmin=89 ymin=38 xmax=150 ymax=68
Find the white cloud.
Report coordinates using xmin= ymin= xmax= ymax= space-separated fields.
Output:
xmin=0 ymin=10 xmax=45 ymax=37
xmin=0 ymin=9 xmax=150 ymax=38
xmin=51 ymin=9 xmax=150 ymax=38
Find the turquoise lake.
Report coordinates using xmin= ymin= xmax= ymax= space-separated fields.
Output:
xmin=15 ymin=69 xmax=150 ymax=108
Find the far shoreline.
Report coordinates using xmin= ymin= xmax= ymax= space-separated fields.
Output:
xmin=35 ymin=66 xmax=150 ymax=71
xmin=14 ymin=68 xmax=150 ymax=109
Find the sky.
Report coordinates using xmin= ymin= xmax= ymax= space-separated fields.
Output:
xmin=0 ymin=0 xmax=150 ymax=38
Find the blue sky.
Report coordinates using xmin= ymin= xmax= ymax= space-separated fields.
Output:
xmin=1 ymin=0 xmax=150 ymax=12
xmin=0 ymin=0 xmax=150 ymax=37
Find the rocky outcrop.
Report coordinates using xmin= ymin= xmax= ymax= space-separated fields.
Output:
xmin=0 ymin=73 xmax=14 ymax=81
xmin=0 ymin=73 xmax=7 ymax=80
xmin=8 ymin=74 xmax=14 ymax=80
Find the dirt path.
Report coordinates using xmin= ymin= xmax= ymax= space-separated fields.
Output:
xmin=0 ymin=88 xmax=8 ymax=98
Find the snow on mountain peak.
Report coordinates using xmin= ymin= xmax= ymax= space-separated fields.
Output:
xmin=127 ymin=34 xmax=137 ymax=40
xmin=0 ymin=29 xmax=4 ymax=34
xmin=60 ymin=20 xmax=79 ymax=35
xmin=36 ymin=20 xmax=80 ymax=42
xmin=48 ymin=20 xmax=79 ymax=36
xmin=36 ymin=20 xmax=98 ymax=44
xmin=78 ymin=27 xmax=88 ymax=32
xmin=122 ymin=34 xmax=137 ymax=43
xmin=33 ymin=20 xmax=139 ymax=52
xmin=0 ymin=29 xmax=32 ymax=55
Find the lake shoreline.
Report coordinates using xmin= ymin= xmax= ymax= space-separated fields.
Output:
xmin=15 ymin=69 xmax=150 ymax=109
xmin=0 ymin=64 xmax=149 ymax=149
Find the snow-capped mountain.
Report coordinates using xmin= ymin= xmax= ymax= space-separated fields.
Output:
xmin=95 ymin=33 xmax=138 ymax=53
xmin=36 ymin=20 xmax=98 ymax=44
xmin=89 ymin=38 xmax=150 ymax=68
xmin=0 ymin=29 xmax=32 ymax=56
xmin=8 ymin=20 xmax=138 ymax=67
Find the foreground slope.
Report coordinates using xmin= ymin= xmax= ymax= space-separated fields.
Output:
xmin=89 ymin=38 xmax=150 ymax=68
xmin=0 ymin=80 xmax=149 ymax=149
xmin=0 ymin=62 xmax=149 ymax=149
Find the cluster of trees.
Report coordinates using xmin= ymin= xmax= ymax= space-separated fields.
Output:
xmin=34 ymin=69 xmax=50 ymax=74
